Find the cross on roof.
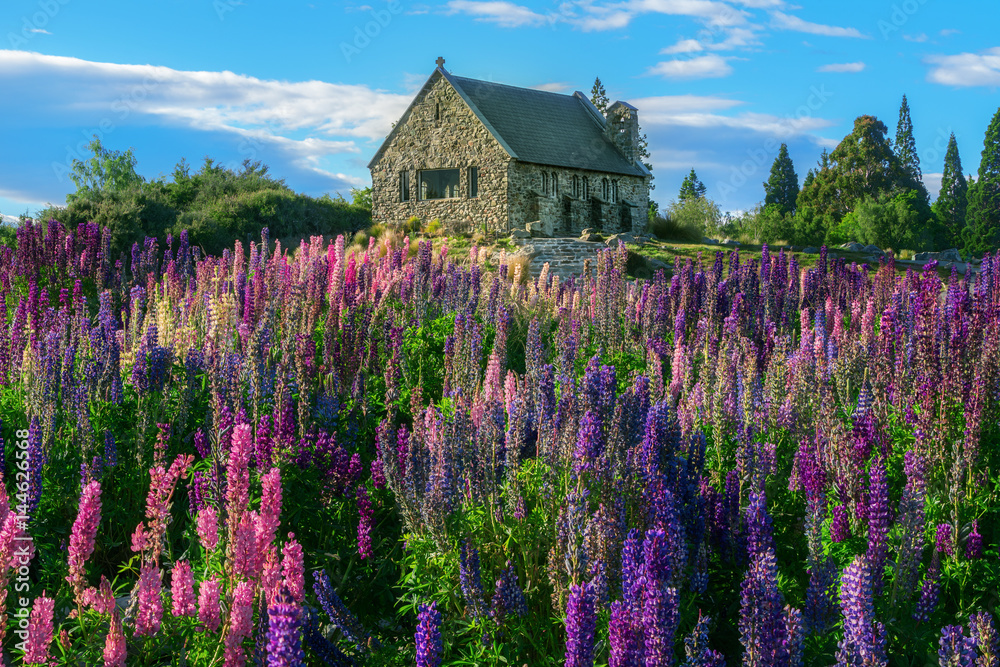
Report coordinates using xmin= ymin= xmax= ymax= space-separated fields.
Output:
xmin=435 ymin=57 xmax=445 ymax=67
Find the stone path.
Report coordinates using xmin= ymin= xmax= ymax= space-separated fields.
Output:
xmin=512 ymin=237 xmax=609 ymax=280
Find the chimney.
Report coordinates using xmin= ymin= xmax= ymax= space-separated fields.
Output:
xmin=604 ymin=101 xmax=639 ymax=164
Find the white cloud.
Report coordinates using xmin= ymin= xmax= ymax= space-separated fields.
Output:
xmin=771 ymin=11 xmax=868 ymax=38
xmin=817 ymin=61 xmax=866 ymax=73
xmin=926 ymin=48 xmax=1000 ymax=87
xmin=633 ymin=94 xmax=833 ymax=136
xmin=647 ymin=54 xmax=734 ymax=79
xmin=923 ymin=172 xmax=943 ymax=200
xmin=661 ymin=38 xmax=705 ymax=54
xmin=1 ymin=213 xmax=21 ymax=225
xmin=531 ymin=81 xmax=573 ymax=92
xmin=903 ymin=33 xmax=928 ymax=43
xmin=939 ymin=28 xmax=961 ymax=37
xmin=444 ymin=0 xmax=553 ymax=27
xmin=28 ymin=28 xmax=51 ymax=35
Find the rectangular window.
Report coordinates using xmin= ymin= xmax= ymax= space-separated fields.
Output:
xmin=468 ymin=166 xmax=479 ymax=198
xmin=419 ymin=169 xmax=461 ymax=200
xmin=400 ymin=171 xmax=410 ymax=202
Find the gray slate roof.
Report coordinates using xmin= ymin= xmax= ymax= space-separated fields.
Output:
xmin=449 ymin=74 xmax=646 ymax=177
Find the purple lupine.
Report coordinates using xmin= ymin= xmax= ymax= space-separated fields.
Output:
xmin=836 ymin=556 xmax=887 ymax=666
xmin=866 ymin=457 xmax=890 ymax=593
xmin=914 ymin=553 xmax=942 ymax=624
xmin=266 ymin=586 xmax=305 ymax=666
xmin=745 ymin=490 xmax=774 ymax=561
xmin=609 ymin=599 xmax=642 ymax=667
xmin=643 ymin=578 xmax=680 ymax=667
xmin=492 ymin=560 xmax=528 ymax=623
xmin=939 ymin=625 xmax=977 ymax=667
xmin=621 ymin=529 xmax=644 ymax=610
xmin=415 ymin=601 xmax=443 ymax=667
xmin=739 ymin=547 xmax=790 ymax=667
xmin=313 ymin=569 xmax=375 ymax=651
xmin=356 ymin=485 xmax=373 ymax=559
xmin=970 ymin=612 xmax=999 ymax=667
xmin=937 ymin=524 xmax=955 ymax=557
xmin=830 ymin=504 xmax=850 ymax=543
xmin=965 ymin=521 xmax=983 ymax=560
xmin=565 ymin=582 xmax=597 ymax=667
xmin=459 ymin=539 xmax=485 ymax=620
xmin=681 ymin=614 xmax=724 ymax=667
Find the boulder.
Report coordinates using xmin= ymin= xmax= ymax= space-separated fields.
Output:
xmin=605 ymin=232 xmax=637 ymax=247
xmin=647 ymin=258 xmax=672 ymax=274
xmin=864 ymin=244 xmax=883 ymax=256
xmin=702 ymin=237 xmax=719 ymax=245
xmin=512 ymin=244 xmax=538 ymax=260
xmin=843 ymin=242 xmax=866 ymax=252
xmin=580 ymin=233 xmax=602 ymax=242
xmin=803 ymin=246 xmax=819 ymax=254
xmin=721 ymin=239 xmax=740 ymax=247
xmin=526 ymin=220 xmax=552 ymax=238
xmin=914 ymin=251 xmax=936 ymax=261
xmin=510 ymin=229 xmax=531 ymax=240
xmin=939 ymin=248 xmax=963 ymax=262
xmin=580 ymin=228 xmax=595 ymax=237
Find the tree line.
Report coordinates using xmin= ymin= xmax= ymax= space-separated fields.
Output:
xmin=660 ymin=96 xmax=1000 ymax=255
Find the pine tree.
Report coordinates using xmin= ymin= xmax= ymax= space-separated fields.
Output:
xmin=932 ymin=133 xmax=968 ymax=247
xmin=763 ymin=144 xmax=799 ymax=217
xmin=895 ymin=94 xmax=922 ymax=182
xmin=965 ymin=106 xmax=1000 ymax=254
xmin=679 ymin=169 xmax=706 ymax=201
xmin=590 ymin=77 xmax=609 ymax=115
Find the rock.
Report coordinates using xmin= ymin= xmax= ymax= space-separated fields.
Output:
xmin=914 ymin=251 xmax=935 ymax=261
xmin=803 ymin=246 xmax=819 ymax=254
xmin=702 ymin=237 xmax=719 ymax=245
xmin=721 ymin=239 xmax=740 ymax=247
xmin=939 ymin=248 xmax=963 ymax=262
xmin=843 ymin=242 xmax=866 ymax=252
xmin=864 ymin=244 xmax=883 ymax=255
xmin=647 ymin=258 xmax=671 ymax=273
xmin=580 ymin=228 xmax=595 ymax=237
xmin=580 ymin=232 xmax=602 ymax=242
xmin=526 ymin=220 xmax=552 ymax=238
xmin=512 ymin=244 xmax=538 ymax=260
xmin=510 ymin=229 xmax=531 ymax=239
xmin=605 ymin=232 xmax=637 ymax=247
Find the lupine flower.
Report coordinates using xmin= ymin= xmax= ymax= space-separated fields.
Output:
xmin=281 ymin=534 xmax=305 ymax=603
xmin=643 ymin=579 xmax=680 ymax=667
xmin=66 ymin=480 xmax=102 ymax=600
xmin=170 ymin=560 xmax=196 ymax=617
xmin=609 ymin=599 xmax=642 ymax=667
xmin=198 ymin=576 xmax=222 ymax=632
xmin=104 ymin=610 xmax=127 ymax=667
xmin=939 ymin=625 xmax=977 ymax=667
xmin=267 ymin=586 xmax=306 ymax=666
xmin=565 ymin=582 xmax=596 ymax=667
xmin=831 ymin=504 xmax=850 ymax=543
xmin=745 ymin=490 xmax=774 ymax=560
xmin=936 ymin=524 xmax=955 ymax=557
xmin=134 ymin=563 xmax=163 ymax=636
xmin=914 ymin=554 xmax=942 ymax=624
xmin=197 ymin=507 xmax=220 ymax=552
xmin=682 ymin=614 xmax=724 ymax=667
xmin=836 ymin=556 xmax=886 ymax=666
xmin=22 ymin=594 xmax=55 ymax=666
xmin=970 ymin=612 xmax=999 ymax=667
xmin=224 ymin=581 xmax=256 ymax=666
xmin=313 ymin=569 xmax=375 ymax=651
xmin=357 ymin=485 xmax=373 ymax=559
xmin=459 ymin=539 xmax=485 ymax=620
xmin=866 ymin=457 xmax=890 ymax=593
xmin=740 ymin=547 xmax=792 ymax=667
xmin=965 ymin=521 xmax=983 ymax=560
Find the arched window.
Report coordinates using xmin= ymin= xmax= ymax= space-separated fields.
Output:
xmin=602 ymin=178 xmax=609 ymax=200
xmin=434 ymin=102 xmax=440 ymax=121
xmin=612 ymin=180 xmax=618 ymax=203
xmin=551 ymin=172 xmax=558 ymax=196
xmin=541 ymin=172 xmax=548 ymax=193
xmin=583 ymin=177 xmax=589 ymax=199
xmin=572 ymin=175 xmax=580 ymax=198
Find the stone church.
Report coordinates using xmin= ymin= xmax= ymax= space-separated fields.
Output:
xmin=368 ymin=59 xmax=651 ymax=237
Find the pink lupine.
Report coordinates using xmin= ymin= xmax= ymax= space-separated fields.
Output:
xmin=197 ymin=507 xmax=220 ymax=552
xmin=223 ymin=581 xmax=256 ymax=666
xmin=104 ymin=610 xmax=127 ymax=667
xmin=22 ymin=594 xmax=55 ymax=666
xmin=198 ymin=576 xmax=222 ymax=632
xmin=170 ymin=560 xmax=196 ymax=617
xmin=67 ymin=480 xmax=103 ymax=600
xmin=261 ymin=548 xmax=282 ymax=605
xmin=136 ymin=454 xmax=193 ymax=565
xmin=281 ymin=533 xmax=305 ymax=603
xmin=357 ymin=485 xmax=373 ymax=560
xmin=227 ymin=423 xmax=253 ymax=531
xmin=82 ymin=576 xmax=116 ymax=615
xmin=231 ymin=514 xmax=260 ymax=581
xmin=134 ymin=563 xmax=163 ymax=636
xmin=256 ymin=467 xmax=282 ymax=555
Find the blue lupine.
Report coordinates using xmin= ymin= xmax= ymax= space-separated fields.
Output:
xmin=266 ymin=586 xmax=306 ymax=667
xmin=681 ymin=615 xmax=724 ymax=667
xmin=939 ymin=625 xmax=977 ymax=667
xmin=415 ymin=601 xmax=443 ymax=667
xmin=459 ymin=539 xmax=485 ymax=620
xmin=492 ymin=560 xmax=527 ymax=623
xmin=565 ymin=582 xmax=596 ymax=667
xmin=837 ymin=556 xmax=887 ymax=666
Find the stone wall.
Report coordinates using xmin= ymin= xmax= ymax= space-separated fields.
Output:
xmin=370 ymin=73 xmax=510 ymax=234
xmin=508 ymin=162 xmax=649 ymax=235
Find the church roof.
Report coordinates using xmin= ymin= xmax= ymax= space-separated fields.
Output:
xmin=368 ymin=67 xmax=648 ymax=178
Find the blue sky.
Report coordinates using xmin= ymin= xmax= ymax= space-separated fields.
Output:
xmin=2 ymin=0 xmax=999 ymax=223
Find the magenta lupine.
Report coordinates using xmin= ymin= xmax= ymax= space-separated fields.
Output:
xmin=198 ymin=576 xmax=222 ymax=632
xmin=170 ymin=560 xmax=196 ymax=617
xmin=224 ymin=581 xmax=257 ymax=667
xmin=104 ymin=610 xmax=127 ymax=667
xmin=281 ymin=533 xmax=305 ymax=603
xmin=22 ymin=594 xmax=55 ymax=666
xmin=134 ymin=563 xmax=163 ymax=637
xmin=257 ymin=467 xmax=283 ymax=552
xmin=356 ymin=485 xmax=373 ymax=559
xmin=565 ymin=582 xmax=597 ymax=667
xmin=231 ymin=514 xmax=261 ymax=582
xmin=837 ymin=556 xmax=887 ymax=666
xmin=227 ymin=423 xmax=253 ymax=530
xmin=197 ymin=506 xmax=220 ymax=552
xmin=66 ymin=480 xmax=102 ymax=601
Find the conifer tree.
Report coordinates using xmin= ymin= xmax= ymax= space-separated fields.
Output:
xmin=932 ymin=133 xmax=968 ymax=247
xmin=764 ymin=144 xmax=799 ymax=217
xmin=965 ymin=106 xmax=1000 ymax=253
xmin=590 ymin=77 xmax=609 ymax=115
xmin=895 ymin=95 xmax=922 ymax=182
xmin=679 ymin=169 xmax=707 ymax=201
